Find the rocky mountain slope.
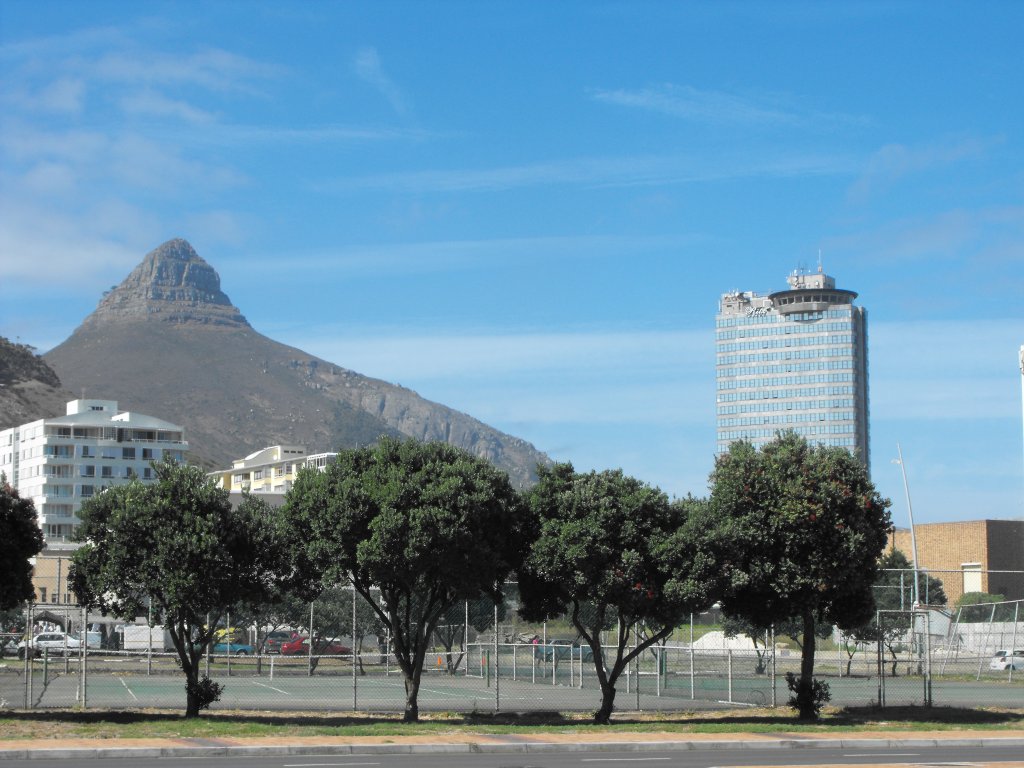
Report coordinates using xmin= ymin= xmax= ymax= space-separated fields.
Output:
xmin=0 ymin=337 xmax=75 ymax=430
xmin=43 ymin=239 xmax=548 ymax=485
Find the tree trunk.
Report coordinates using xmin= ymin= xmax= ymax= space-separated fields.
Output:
xmin=594 ymin=680 xmax=616 ymax=725
xmin=403 ymin=671 xmax=421 ymax=722
xmin=797 ymin=609 xmax=817 ymax=721
xmin=184 ymin=665 xmax=201 ymax=719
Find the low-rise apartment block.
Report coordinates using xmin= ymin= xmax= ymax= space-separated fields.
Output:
xmin=208 ymin=445 xmax=337 ymax=495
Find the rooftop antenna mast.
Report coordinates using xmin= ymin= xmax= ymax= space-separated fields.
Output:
xmin=817 ymin=249 xmax=823 ymax=274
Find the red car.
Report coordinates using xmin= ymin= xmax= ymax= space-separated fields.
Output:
xmin=279 ymin=636 xmax=351 ymax=656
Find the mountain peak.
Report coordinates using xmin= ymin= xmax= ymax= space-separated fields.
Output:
xmin=85 ymin=238 xmax=249 ymax=328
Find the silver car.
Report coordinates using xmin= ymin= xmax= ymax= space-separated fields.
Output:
xmin=17 ymin=632 xmax=83 ymax=659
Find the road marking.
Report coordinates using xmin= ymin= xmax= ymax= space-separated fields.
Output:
xmin=252 ymin=680 xmax=292 ymax=695
xmin=580 ymin=759 xmax=671 ymax=763
xmin=283 ymin=763 xmax=381 ymax=767
xmin=118 ymin=678 xmax=138 ymax=701
xmin=844 ymin=753 xmax=921 ymax=757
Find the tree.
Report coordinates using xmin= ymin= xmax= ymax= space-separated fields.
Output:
xmin=282 ymin=437 xmax=532 ymax=722
xmin=433 ymin=597 xmax=506 ymax=674
xmin=722 ymin=614 xmax=832 ymax=675
xmin=0 ymin=478 xmax=44 ymax=610
xmin=518 ymin=464 xmax=721 ymax=724
xmin=845 ymin=549 xmax=947 ymax=676
xmin=709 ymin=433 xmax=891 ymax=720
xmin=956 ymin=592 xmax=1015 ymax=622
xmin=70 ymin=462 xmax=285 ymax=717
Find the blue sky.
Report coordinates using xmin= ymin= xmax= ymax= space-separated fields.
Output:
xmin=1 ymin=1 xmax=1022 ymax=524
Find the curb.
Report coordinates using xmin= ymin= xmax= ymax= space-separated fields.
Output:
xmin=3 ymin=737 xmax=1024 ymax=760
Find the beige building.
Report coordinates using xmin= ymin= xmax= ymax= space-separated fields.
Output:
xmin=29 ymin=543 xmax=79 ymax=606
xmin=889 ymin=520 xmax=1024 ymax=605
xmin=208 ymin=445 xmax=336 ymax=495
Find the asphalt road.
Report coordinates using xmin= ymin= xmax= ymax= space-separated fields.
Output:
xmin=2 ymin=744 xmax=1023 ymax=768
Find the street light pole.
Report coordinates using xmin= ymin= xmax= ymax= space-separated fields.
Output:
xmin=893 ymin=443 xmax=920 ymax=608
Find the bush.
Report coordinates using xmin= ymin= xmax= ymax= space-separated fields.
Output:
xmin=785 ymin=672 xmax=830 ymax=720
xmin=186 ymin=676 xmax=223 ymax=711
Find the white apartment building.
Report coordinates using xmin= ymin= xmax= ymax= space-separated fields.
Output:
xmin=0 ymin=400 xmax=187 ymax=542
xmin=716 ymin=268 xmax=870 ymax=470
xmin=208 ymin=445 xmax=337 ymax=495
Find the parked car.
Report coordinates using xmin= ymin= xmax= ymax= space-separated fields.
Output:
xmin=17 ymin=632 xmax=82 ymax=659
xmin=193 ymin=639 xmax=255 ymax=656
xmin=989 ymin=649 xmax=1024 ymax=671
xmin=263 ymin=630 xmax=293 ymax=654
xmin=280 ymin=636 xmax=351 ymax=656
xmin=208 ymin=641 xmax=255 ymax=656
xmin=533 ymin=640 xmax=594 ymax=663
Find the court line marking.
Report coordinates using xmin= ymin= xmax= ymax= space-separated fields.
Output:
xmin=252 ymin=680 xmax=292 ymax=695
xmin=119 ymin=678 xmax=138 ymax=701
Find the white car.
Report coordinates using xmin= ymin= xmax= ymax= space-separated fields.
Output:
xmin=17 ymin=632 xmax=83 ymax=659
xmin=988 ymin=649 xmax=1024 ymax=671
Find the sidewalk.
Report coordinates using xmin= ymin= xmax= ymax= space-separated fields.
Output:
xmin=2 ymin=729 xmax=1024 ymax=760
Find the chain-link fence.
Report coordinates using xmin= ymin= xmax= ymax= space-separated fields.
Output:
xmin=2 ymin=588 xmax=1021 ymax=714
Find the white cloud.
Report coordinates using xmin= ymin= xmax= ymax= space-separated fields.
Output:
xmin=354 ymin=46 xmax=410 ymax=116
xmin=91 ymin=48 xmax=277 ymax=94
xmin=317 ymin=150 xmax=858 ymax=195
xmin=34 ymin=77 xmax=87 ymax=114
xmin=847 ymin=137 xmax=994 ymax=203
xmin=590 ymin=84 xmax=865 ymax=130
xmin=870 ymin=319 xmax=1024 ymax=420
xmin=119 ymin=89 xmax=217 ymax=123
xmin=0 ymin=195 xmax=158 ymax=284
xmin=592 ymin=84 xmax=799 ymax=126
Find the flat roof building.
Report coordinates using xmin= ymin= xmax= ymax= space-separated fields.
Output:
xmin=208 ymin=445 xmax=337 ymax=495
xmin=716 ymin=268 xmax=870 ymax=469
xmin=0 ymin=399 xmax=187 ymax=543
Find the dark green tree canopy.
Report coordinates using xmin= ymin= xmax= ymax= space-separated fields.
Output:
xmin=70 ymin=460 xmax=285 ymax=717
xmin=283 ymin=436 xmax=531 ymax=721
xmin=711 ymin=433 xmax=892 ymax=631
xmin=875 ymin=548 xmax=947 ymax=608
xmin=0 ymin=479 xmax=44 ymax=610
xmin=709 ymin=432 xmax=891 ymax=719
xmin=519 ymin=463 xmax=721 ymax=723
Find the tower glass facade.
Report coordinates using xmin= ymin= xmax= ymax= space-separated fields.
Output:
xmin=715 ymin=269 xmax=870 ymax=471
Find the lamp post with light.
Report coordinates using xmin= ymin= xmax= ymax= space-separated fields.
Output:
xmin=893 ymin=443 xmax=920 ymax=609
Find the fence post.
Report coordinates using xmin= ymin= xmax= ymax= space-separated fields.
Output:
xmin=352 ymin=586 xmax=358 ymax=712
xmin=727 ymin=648 xmax=733 ymax=704
xmin=656 ymin=645 xmax=661 ymax=697
xmin=689 ymin=613 xmax=695 ymax=700
xmin=924 ymin=610 xmax=932 ymax=706
xmin=494 ymin=600 xmax=499 ymax=713
xmin=635 ymin=623 xmax=640 ymax=711
xmin=308 ymin=603 xmax=314 ymax=677
xmin=1008 ymin=601 xmax=1020 ymax=684
xmin=464 ymin=600 xmax=470 ymax=678
xmin=24 ymin=602 xmax=32 ymax=710
xmin=876 ymin=610 xmax=884 ymax=708
xmin=81 ymin=604 xmax=88 ymax=709
xmin=147 ymin=600 xmax=153 ymax=676
xmin=770 ymin=626 xmax=776 ymax=708
xmin=205 ymin=613 xmax=211 ymax=679
xmin=976 ymin=602 xmax=997 ymax=680
xmin=226 ymin=611 xmax=232 ymax=678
